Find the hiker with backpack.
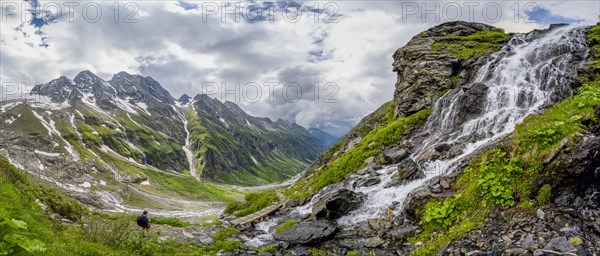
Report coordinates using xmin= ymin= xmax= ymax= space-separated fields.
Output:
xmin=137 ymin=210 xmax=151 ymax=230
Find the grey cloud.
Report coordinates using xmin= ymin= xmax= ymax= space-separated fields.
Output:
xmin=3 ymin=1 xmax=596 ymax=137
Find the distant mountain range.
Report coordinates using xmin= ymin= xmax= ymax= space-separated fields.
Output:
xmin=1 ymin=70 xmax=326 ymax=187
xmin=309 ymin=128 xmax=341 ymax=149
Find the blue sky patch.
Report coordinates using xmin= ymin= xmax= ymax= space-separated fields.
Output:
xmin=527 ymin=7 xmax=584 ymax=25
xmin=177 ymin=1 xmax=199 ymax=11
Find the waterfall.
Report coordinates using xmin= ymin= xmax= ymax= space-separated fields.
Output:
xmin=179 ymin=109 xmax=198 ymax=180
xmin=336 ymin=25 xmax=589 ymax=225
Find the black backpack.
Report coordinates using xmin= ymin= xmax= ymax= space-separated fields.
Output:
xmin=137 ymin=214 xmax=149 ymax=227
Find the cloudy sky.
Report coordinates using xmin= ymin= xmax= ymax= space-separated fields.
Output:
xmin=1 ymin=0 xmax=598 ymax=136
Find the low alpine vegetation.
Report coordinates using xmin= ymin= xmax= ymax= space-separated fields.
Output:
xmin=275 ymin=219 xmax=299 ymax=234
xmin=432 ymin=28 xmax=510 ymax=59
xmin=286 ymin=107 xmax=431 ymax=199
xmin=224 ymin=190 xmax=279 ymax=217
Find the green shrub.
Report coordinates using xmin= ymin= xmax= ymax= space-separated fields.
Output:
xmin=82 ymin=216 xmax=161 ymax=255
xmin=0 ymin=216 xmax=46 ymax=255
xmin=308 ymin=248 xmax=327 ymax=256
xmin=224 ymin=190 xmax=278 ymax=217
xmin=151 ymin=217 xmax=191 ymax=227
xmin=207 ymin=240 xmax=243 ymax=252
xmin=469 ymin=151 xmax=524 ymax=207
xmin=258 ymin=244 xmax=277 ymax=253
xmin=0 ymin=158 xmax=28 ymax=184
xmin=432 ymin=28 xmax=510 ymax=59
xmin=439 ymin=88 xmax=452 ymax=97
xmin=420 ymin=194 xmax=468 ymax=228
xmin=477 ymin=173 xmax=515 ymax=207
xmin=587 ymin=24 xmax=600 ymax=67
xmin=275 ymin=219 xmax=299 ymax=234
xmin=346 ymin=251 xmax=360 ymax=256
xmin=213 ymin=227 xmax=240 ymax=241
xmin=536 ymin=184 xmax=552 ymax=205
xmin=204 ymin=227 xmax=243 ymax=253
xmin=143 ymin=168 xmax=236 ymax=202
xmin=36 ymin=189 xmax=85 ymax=221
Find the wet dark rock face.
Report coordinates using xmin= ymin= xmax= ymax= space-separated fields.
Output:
xmin=312 ymin=188 xmax=364 ymax=219
xmin=273 ymin=220 xmax=338 ymax=245
xmin=452 ymin=82 xmax=489 ymax=125
xmin=389 ymin=158 xmax=424 ymax=187
xmin=392 ymin=21 xmax=496 ymax=118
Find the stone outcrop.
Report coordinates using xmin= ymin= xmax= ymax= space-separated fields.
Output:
xmin=273 ymin=220 xmax=338 ymax=245
xmin=312 ymin=188 xmax=364 ymax=219
xmin=392 ymin=21 xmax=497 ymax=118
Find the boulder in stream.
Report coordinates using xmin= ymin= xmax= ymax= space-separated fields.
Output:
xmin=273 ymin=220 xmax=338 ymax=245
xmin=389 ymin=158 xmax=424 ymax=187
xmin=312 ymin=188 xmax=364 ymax=219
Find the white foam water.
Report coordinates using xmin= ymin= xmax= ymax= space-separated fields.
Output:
xmin=243 ymin=217 xmax=280 ymax=248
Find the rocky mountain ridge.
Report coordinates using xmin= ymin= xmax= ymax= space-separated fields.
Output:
xmin=0 ymin=69 xmax=325 ymax=217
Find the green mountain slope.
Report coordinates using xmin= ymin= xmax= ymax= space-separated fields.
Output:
xmin=188 ymin=94 xmax=323 ymax=185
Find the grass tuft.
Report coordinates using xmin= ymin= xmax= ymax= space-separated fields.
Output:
xmin=224 ymin=190 xmax=278 ymax=217
xmin=275 ymin=219 xmax=299 ymax=234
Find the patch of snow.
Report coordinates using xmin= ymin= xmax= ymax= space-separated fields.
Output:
xmin=48 ymin=116 xmax=76 ymax=158
xmin=80 ymin=93 xmax=114 ymax=117
xmin=81 ymin=182 xmax=92 ymax=188
xmin=48 ymin=119 xmax=62 ymax=136
xmin=100 ymin=180 xmax=107 ymax=186
xmin=28 ymin=96 xmax=70 ymax=110
xmin=135 ymin=102 xmax=151 ymax=115
xmin=4 ymin=116 xmax=16 ymax=124
xmin=32 ymin=111 xmax=76 ymax=157
xmin=31 ymin=111 xmax=53 ymax=136
xmin=174 ymin=101 xmax=191 ymax=109
xmin=250 ymin=155 xmax=259 ymax=165
xmin=75 ymin=110 xmax=85 ymax=119
xmin=219 ymin=117 xmax=230 ymax=128
xmin=34 ymin=150 xmax=61 ymax=157
xmin=140 ymin=180 xmax=150 ymax=186
xmin=88 ymin=149 xmax=121 ymax=181
xmin=124 ymin=140 xmax=141 ymax=152
xmin=127 ymin=113 xmax=142 ymax=127
xmin=0 ymin=101 xmax=21 ymax=112
xmin=5 ymin=157 xmax=87 ymax=193
xmin=70 ymin=114 xmax=83 ymax=141
xmin=115 ymin=97 xmax=139 ymax=114
xmin=100 ymin=145 xmax=140 ymax=165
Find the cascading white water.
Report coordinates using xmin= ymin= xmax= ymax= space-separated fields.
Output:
xmin=336 ymin=25 xmax=589 ymax=225
xmin=179 ymin=111 xmax=198 ymax=180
